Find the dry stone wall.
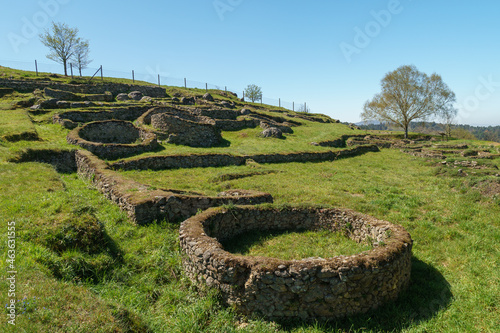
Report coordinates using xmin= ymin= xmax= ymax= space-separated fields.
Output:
xmin=111 ymin=145 xmax=380 ymax=171
xmin=151 ymin=113 xmax=223 ymax=147
xmin=212 ymin=118 xmax=260 ymax=131
xmin=67 ymin=120 xmax=159 ymax=159
xmin=318 ymin=135 xmax=366 ymax=148
xmin=137 ymin=106 xmax=198 ymax=125
xmin=193 ymin=108 xmax=239 ymax=120
xmin=43 ymin=87 xmax=114 ymax=102
xmin=180 ymin=206 xmax=413 ymax=321
xmin=74 ymin=150 xmax=272 ymax=224
xmin=53 ymin=106 xmax=151 ymax=129
xmin=0 ymin=78 xmax=166 ymax=97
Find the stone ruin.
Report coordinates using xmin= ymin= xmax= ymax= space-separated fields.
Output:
xmin=67 ymin=120 xmax=159 ymax=159
xmin=6 ymin=78 xmax=416 ymax=321
xmin=151 ymin=112 xmax=223 ymax=148
xmin=180 ymin=206 xmax=413 ymax=321
xmin=137 ymin=105 xmax=298 ymax=147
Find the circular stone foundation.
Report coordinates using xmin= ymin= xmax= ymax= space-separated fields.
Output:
xmin=179 ymin=206 xmax=412 ymax=321
xmin=67 ymin=120 xmax=158 ymax=159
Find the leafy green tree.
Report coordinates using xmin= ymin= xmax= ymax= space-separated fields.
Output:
xmin=71 ymin=39 xmax=92 ymax=77
xmin=39 ymin=22 xmax=81 ymax=76
xmin=361 ymin=65 xmax=456 ymax=138
xmin=451 ymin=128 xmax=477 ymax=140
xmin=244 ymin=84 xmax=262 ymax=103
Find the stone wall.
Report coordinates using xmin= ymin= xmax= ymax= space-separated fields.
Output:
xmin=74 ymin=150 xmax=273 ymax=224
xmin=318 ymin=135 xmax=366 ymax=148
xmin=78 ymin=120 xmax=142 ymax=144
xmin=193 ymin=108 xmax=239 ymax=120
xmin=0 ymin=87 xmax=14 ymax=97
xmin=111 ymin=145 xmax=380 ymax=171
xmin=137 ymin=106 xmax=186 ymax=125
xmin=67 ymin=120 xmax=159 ymax=159
xmin=288 ymin=113 xmax=338 ymax=124
xmin=250 ymin=112 xmax=302 ymax=126
xmin=53 ymin=106 xmax=151 ymax=129
xmin=151 ymin=113 xmax=223 ymax=147
xmin=44 ymin=87 xmax=113 ymax=102
xmin=260 ymin=121 xmax=294 ymax=134
xmin=139 ymin=106 xmax=261 ymax=132
xmin=180 ymin=206 xmax=413 ymax=321
xmin=213 ymin=118 xmax=260 ymax=131
xmin=0 ymin=78 xmax=166 ymax=97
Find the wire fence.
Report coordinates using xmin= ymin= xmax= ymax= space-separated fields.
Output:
xmin=0 ymin=59 xmax=309 ymax=112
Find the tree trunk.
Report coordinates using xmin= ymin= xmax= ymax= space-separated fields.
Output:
xmin=404 ymin=126 xmax=409 ymax=139
xmin=79 ymin=67 xmax=82 ymax=77
xmin=63 ymin=61 xmax=68 ymax=76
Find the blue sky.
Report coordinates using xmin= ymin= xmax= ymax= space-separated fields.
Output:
xmin=1 ymin=0 xmax=500 ymax=125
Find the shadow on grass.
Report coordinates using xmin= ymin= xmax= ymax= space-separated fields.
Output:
xmin=276 ymin=256 xmax=452 ymax=332
xmin=215 ymin=138 xmax=231 ymax=148
xmin=34 ymin=214 xmax=125 ymax=285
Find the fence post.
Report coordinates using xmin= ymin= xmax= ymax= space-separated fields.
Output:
xmin=206 ymin=83 xmax=208 ymax=92
xmin=293 ymin=102 xmax=294 ymax=111
xmin=70 ymin=63 xmax=74 ymax=79
xmin=158 ymin=74 xmax=160 ymax=87
xmin=100 ymin=65 xmax=103 ymax=81
xmin=184 ymin=78 xmax=187 ymax=88
xmin=305 ymin=102 xmax=307 ymax=112
xmin=225 ymin=86 xmax=227 ymax=95
xmin=279 ymin=98 xmax=281 ymax=108
xmin=132 ymin=70 xmax=135 ymax=83
xmin=242 ymin=91 xmax=245 ymax=101
xmin=35 ymin=60 xmax=38 ymax=76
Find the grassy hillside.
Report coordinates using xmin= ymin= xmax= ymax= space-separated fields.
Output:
xmin=1 ymin=68 xmax=499 ymax=332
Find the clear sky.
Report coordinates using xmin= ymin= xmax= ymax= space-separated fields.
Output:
xmin=1 ymin=0 xmax=500 ymax=125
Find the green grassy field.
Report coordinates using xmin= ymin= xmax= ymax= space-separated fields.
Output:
xmin=1 ymin=71 xmax=499 ymax=332
xmin=125 ymin=122 xmax=359 ymax=159
xmin=222 ymin=229 xmax=373 ymax=260
xmin=0 ymin=93 xmax=39 ymax=143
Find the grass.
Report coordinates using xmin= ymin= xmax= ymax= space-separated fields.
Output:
xmin=0 ymin=109 xmax=38 ymax=142
xmin=0 ymin=65 xmax=155 ymax=86
xmin=117 ymin=121 xmax=364 ymax=161
xmin=1 ymin=68 xmax=499 ymax=332
xmin=3 ymin=147 xmax=499 ymax=332
xmin=0 ymin=93 xmax=39 ymax=142
xmin=222 ymin=229 xmax=373 ymax=260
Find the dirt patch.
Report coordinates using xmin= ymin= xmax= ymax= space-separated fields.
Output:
xmin=475 ymin=179 xmax=500 ymax=197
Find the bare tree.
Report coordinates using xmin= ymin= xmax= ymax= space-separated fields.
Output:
xmin=297 ymin=103 xmax=310 ymax=113
xmin=71 ymin=39 xmax=92 ymax=77
xmin=361 ymin=65 xmax=456 ymax=139
xmin=440 ymin=106 xmax=458 ymax=140
xmin=244 ymin=84 xmax=262 ymax=103
xmin=39 ymin=22 xmax=80 ymax=76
